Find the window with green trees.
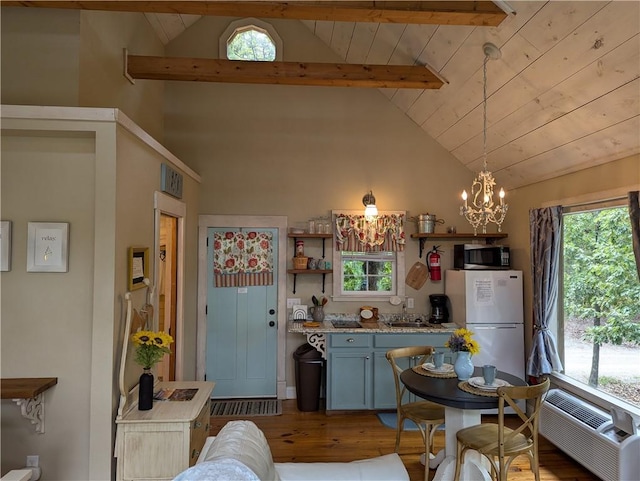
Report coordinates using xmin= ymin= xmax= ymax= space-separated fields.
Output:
xmin=227 ymin=26 xmax=276 ymax=62
xmin=562 ymin=205 xmax=640 ymax=408
xmin=341 ymin=252 xmax=396 ymax=296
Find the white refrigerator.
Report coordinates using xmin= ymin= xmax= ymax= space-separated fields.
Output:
xmin=444 ymin=269 xmax=525 ymax=381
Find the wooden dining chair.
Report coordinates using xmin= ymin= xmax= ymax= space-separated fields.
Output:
xmin=453 ymin=377 xmax=551 ymax=481
xmin=385 ymin=346 xmax=446 ymax=479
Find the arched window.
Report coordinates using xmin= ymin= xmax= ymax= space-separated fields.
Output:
xmin=220 ymin=18 xmax=283 ymax=62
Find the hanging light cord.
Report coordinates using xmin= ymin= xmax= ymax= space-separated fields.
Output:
xmin=482 ymin=52 xmax=488 ymax=173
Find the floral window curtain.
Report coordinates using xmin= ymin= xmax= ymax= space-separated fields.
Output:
xmin=213 ymin=231 xmax=273 ymax=287
xmin=335 ymin=213 xmax=405 ymax=252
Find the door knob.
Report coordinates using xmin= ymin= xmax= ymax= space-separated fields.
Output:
xmin=269 ymin=321 xmax=275 ymax=327
xmin=269 ymin=309 xmax=275 ymax=315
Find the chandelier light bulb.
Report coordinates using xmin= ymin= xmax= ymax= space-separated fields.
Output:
xmin=499 ymin=188 xmax=505 ymax=199
xmin=462 ymin=190 xmax=468 ymax=201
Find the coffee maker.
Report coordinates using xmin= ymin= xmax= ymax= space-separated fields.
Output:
xmin=429 ymin=294 xmax=449 ymax=324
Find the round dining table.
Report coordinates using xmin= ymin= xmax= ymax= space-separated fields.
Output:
xmin=400 ymin=366 xmax=527 ymax=481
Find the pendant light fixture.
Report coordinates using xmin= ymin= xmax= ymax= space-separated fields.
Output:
xmin=460 ymin=43 xmax=508 ymax=234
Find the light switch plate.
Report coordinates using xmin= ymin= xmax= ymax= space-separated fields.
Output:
xmin=287 ymin=298 xmax=301 ymax=308
xmin=407 ymin=298 xmax=414 ymax=309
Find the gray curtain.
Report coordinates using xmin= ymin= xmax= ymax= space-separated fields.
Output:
xmin=526 ymin=206 xmax=564 ymax=377
xmin=629 ymin=191 xmax=640 ymax=281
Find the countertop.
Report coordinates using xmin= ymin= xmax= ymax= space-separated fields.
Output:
xmin=288 ymin=319 xmax=458 ymax=334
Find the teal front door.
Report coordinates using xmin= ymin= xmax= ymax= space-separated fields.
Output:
xmin=206 ymin=228 xmax=278 ymax=397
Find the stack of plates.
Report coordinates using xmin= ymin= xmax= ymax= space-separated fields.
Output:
xmin=421 ymin=362 xmax=454 ymax=374
xmin=467 ymin=377 xmax=511 ymax=391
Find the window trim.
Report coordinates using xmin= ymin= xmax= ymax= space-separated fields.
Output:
xmin=219 ymin=18 xmax=283 ymax=61
xmin=331 ymin=209 xmax=406 ymax=302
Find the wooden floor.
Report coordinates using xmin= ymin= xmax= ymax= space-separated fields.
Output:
xmin=209 ymin=400 xmax=600 ymax=481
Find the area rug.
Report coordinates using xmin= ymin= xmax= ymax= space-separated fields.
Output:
xmin=376 ymin=412 xmax=419 ymax=430
xmin=377 ymin=412 xmax=446 ymax=431
xmin=210 ymin=399 xmax=282 ymax=417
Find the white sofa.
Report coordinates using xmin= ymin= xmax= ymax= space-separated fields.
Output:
xmin=173 ymin=420 xmax=410 ymax=481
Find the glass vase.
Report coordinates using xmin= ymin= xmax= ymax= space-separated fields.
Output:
xmin=454 ymin=351 xmax=474 ymax=381
xmin=138 ymin=368 xmax=154 ymax=411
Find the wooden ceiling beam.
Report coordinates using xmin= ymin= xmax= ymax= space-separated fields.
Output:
xmin=1 ymin=1 xmax=508 ymax=26
xmin=126 ymin=55 xmax=445 ymax=89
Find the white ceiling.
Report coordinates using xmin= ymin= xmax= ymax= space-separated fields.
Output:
xmin=146 ymin=2 xmax=640 ymax=190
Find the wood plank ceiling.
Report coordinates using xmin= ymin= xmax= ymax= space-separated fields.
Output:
xmin=8 ymin=1 xmax=639 ymax=190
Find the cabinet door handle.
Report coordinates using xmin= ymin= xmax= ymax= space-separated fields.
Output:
xmin=194 ymin=421 xmax=202 ymax=428
xmin=192 ymin=449 xmax=200 ymax=459
xmin=347 ymin=338 xmax=355 ymax=343
xmin=365 ymin=356 xmax=370 ymax=360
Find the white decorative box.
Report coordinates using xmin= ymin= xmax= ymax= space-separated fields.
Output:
xmin=292 ymin=305 xmax=308 ymax=320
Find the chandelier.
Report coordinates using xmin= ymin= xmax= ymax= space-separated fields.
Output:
xmin=460 ymin=43 xmax=508 ymax=234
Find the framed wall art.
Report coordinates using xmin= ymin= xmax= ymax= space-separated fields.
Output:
xmin=128 ymin=246 xmax=149 ymax=291
xmin=27 ymin=222 xmax=69 ymax=272
xmin=1 ymin=221 xmax=11 ymax=272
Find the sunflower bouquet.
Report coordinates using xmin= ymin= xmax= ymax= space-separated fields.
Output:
xmin=131 ymin=330 xmax=174 ymax=369
xmin=445 ymin=328 xmax=480 ymax=355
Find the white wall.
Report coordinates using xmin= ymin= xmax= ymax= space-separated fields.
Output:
xmin=1 ymin=132 xmax=96 ymax=479
xmin=1 ymin=6 xmax=165 ymax=141
xmin=1 ymin=7 xmax=81 ymax=106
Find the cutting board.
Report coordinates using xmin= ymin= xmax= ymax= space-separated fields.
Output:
xmin=405 ymin=261 xmax=429 ymax=290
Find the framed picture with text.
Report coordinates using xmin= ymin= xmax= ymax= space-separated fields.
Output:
xmin=27 ymin=222 xmax=69 ymax=272
xmin=128 ymin=246 xmax=149 ymax=291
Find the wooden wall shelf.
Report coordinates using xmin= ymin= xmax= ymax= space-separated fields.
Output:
xmin=410 ymin=232 xmax=508 ymax=257
xmin=1 ymin=377 xmax=58 ymax=433
xmin=288 ymin=233 xmax=333 ymax=293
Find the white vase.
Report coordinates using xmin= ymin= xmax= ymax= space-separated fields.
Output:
xmin=454 ymin=351 xmax=474 ymax=381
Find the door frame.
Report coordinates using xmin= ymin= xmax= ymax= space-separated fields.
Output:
xmin=198 ymin=215 xmax=288 ymax=399
xmin=154 ymin=192 xmax=186 ymax=380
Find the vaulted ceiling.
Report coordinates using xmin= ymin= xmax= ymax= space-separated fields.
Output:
xmin=9 ymin=1 xmax=640 ymax=190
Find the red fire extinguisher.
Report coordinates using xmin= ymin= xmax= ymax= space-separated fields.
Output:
xmin=428 ymin=245 xmax=442 ymax=281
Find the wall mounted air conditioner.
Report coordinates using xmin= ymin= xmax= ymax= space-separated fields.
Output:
xmin=540 ymin=389 xmax=640 ymax=481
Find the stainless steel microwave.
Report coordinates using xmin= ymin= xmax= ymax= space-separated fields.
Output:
xmin=453 ymin=244 xmax=510 ymax=269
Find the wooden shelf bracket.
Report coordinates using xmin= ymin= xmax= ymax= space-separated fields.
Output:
xmin=12 ymin=394 xmax=46 ymax=434
xmin=2 ymin=377 xmax=58 ymax=434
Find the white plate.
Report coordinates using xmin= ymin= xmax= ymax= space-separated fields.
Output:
xmin=360 ymin=309 xmax=373 ymax=319
xmin=389 ymin=295 xmax=402 ymax=306
xmin=468 ymin=377 xmax=511 ymax=391
xmin=422 ymin=362 xmax=454 ymax=373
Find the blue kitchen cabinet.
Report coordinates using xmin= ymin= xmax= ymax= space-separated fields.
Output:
xmin=327 ymin=334 xmax=372 ymax=410
xmin=327 ymin=331 xmax=452 ymax=411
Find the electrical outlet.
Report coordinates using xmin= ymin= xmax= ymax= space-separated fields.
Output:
xmin=407 ymin=298 xmax=414 ymax=309
xmin=26 ymin=455 xmax=39 ymax=467
xmin=287 ymin=298 xmax=301 ymax=308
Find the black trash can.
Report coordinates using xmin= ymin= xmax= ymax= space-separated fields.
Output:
xmin=293 ymin=343 xmax=324 ymax=412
